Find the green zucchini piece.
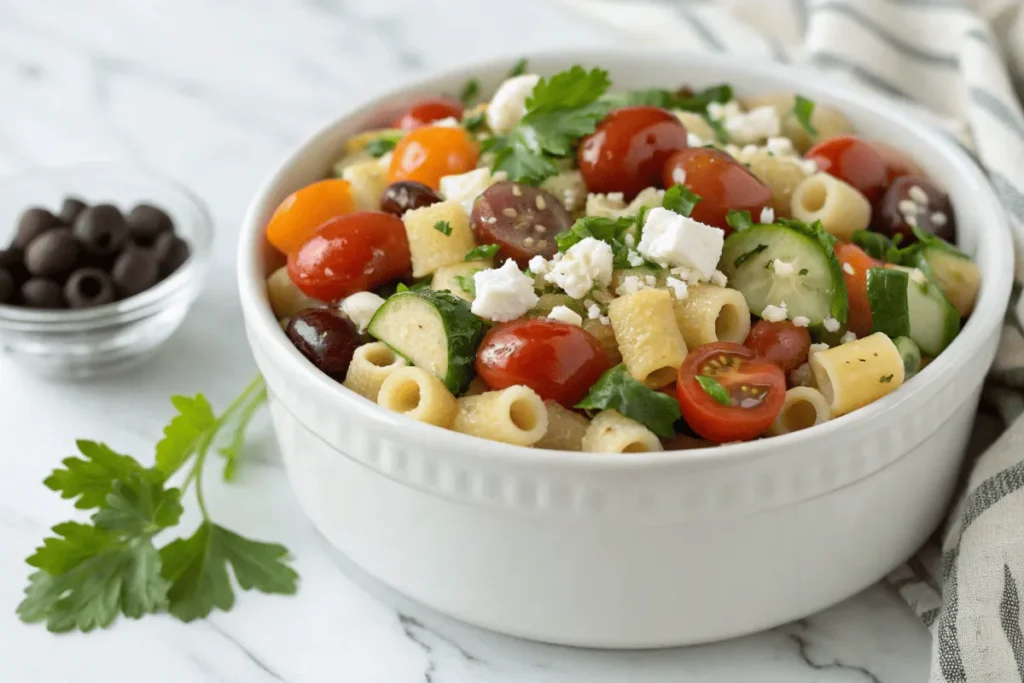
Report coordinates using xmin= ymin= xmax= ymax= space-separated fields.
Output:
xmin=891 ymin=266 xmax=960 ymax=356
xmin=720 ymin=221 xmax=847 ymax=325
xmin=367 ymin=289 xmax=485 ymax=394
xmin=866 ymin=267 xmax=910 ymax=338
xmin=894 ymin=336 xmax=921 ymax=378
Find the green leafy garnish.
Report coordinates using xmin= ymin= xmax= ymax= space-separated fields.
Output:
xmin=508 ymin=58 xmax=528 ymax=77
xmin=454 ymin=274 xmax=477 ymax=295
xmin=602 ymin=84 xmax=732 ymax=112
xmin=576 ymin=365 xmax=681 ymax=438
xmin=703 ymin=113 xmax=729 ymax=144
xmin=434 ymin=220 xmax=453 ymax=236
xmin=365 ymin=135 xmax=400 ymax=158
xmin=695 ymin=375 xmax=731 ymax=406
xmin=19 ymin=377 xmax=297 ymax=633
xmin=459 ymin=79 xmax=480 ymax=106
xmin=792 ymin=95 xmax=817 ymax=136
xmin=852 ymin=230 xmax=902 ymax=263
xmin=726 ymin=209 xmax=754 ymax=232
xmin=465 ymin=244 xmax=500 ymax=261
xmin=554 ymin=215 xmax=634 ymax=252
xmin=662 ymin=184 xmax=701 ymax=217
xmin=462 ymin=110 xmax=487 ymax=133
xmin=907 ymin=225 xmax=967 ymax=259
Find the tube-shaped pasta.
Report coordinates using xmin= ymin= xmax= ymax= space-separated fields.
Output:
xmin=534 ymin=401 xmax=590 ymax=451
xmin=739 ymin=93 xmax=854 ymax=153
xmin=452 ymin=385 xmax=548 ymax=446
xmin=266 ymin=266 xmax=324 ymax=319
xmin=581 ymin=410 xmax=664 ymax=453
xmin=402 ymin=200 xmax=476 ymax=277
xmin=672 ymin=285 xmax=751 ymax=348
xmin=342 ymin=158 xmax=389 ymax=211
xmin=343 ymin=342 xmax=408 ymax=401
xmin=791 ymin=173 xmax=871 ymax=241
xmin=461 ymin=376 xmax=490 ymax=397
xmin=745 ymin=151 xmax=809 ymax=218
xmin=430 ymin=259 xmax=491 ymax=302
xmin=608 ymin=289 xmax=687 ymax=388
xmin=767 ymin=387 xmax=831 ymax=435
xmin=673 ymin=111 xmax=717 ymax=143
xmin=809 ymin=333 xmax=905 ymax=417
xmin=377 ymin=366 xmax=458 ymax=428
xmin=582 ymin=318 xmax=623 ymax=365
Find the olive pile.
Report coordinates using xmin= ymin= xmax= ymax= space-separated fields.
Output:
xmin=0 ymin=198 xmax=191 ymax=309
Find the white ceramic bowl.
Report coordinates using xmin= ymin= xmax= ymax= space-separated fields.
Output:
xmin=239 ymin=52 xmax=1013 ymax=647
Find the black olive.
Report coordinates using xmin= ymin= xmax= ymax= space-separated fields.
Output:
xmin=286 ymin=309 xmax=361 ymax=381
xmin=64 ymin=268 xmax=117 ymax=309
xmin=20 ymin=278 xmax=64 ymax=309
xmin=111 ymin=246 xmax=159 ymax=299
xmin=875 ymin=176 xmax=955 ymax=244
xmin=152 ymin=232 xmax=191 ymax=277
xmin=126 ymin=204 xmax=174 ymax=245
xmin=59 ymin=197 xmax=89 ymax=225
xmin=380 ymin=181 xmax=442 ymax=216
xmin=0 ymin=268 xmax=14 ymax=304
xmin=13 ymin=207 xmax=62 ymax=249
xmin=24 ymin=228 xmax=80 ymax=277
xmin=73 ymin=204 xmax=129 ymax=257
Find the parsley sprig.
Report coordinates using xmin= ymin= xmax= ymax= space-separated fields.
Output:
xmin=18 ymin=377 xmax=297 ymax=633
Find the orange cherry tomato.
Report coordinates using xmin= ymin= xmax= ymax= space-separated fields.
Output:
xmin=834 ymin=242 xmax=880 ymax=338
xmin=661 ymin=147 xmax=772 ymax=232
xmin=744 ymin=320 xmax=811 ymax=374
xmin=805 ymin=135 xmax=888 ymax=204
xmin=676 ymin=342 xmax=786 ymax=443
xmin=266 ymin=179 xmax=355 ymax=255
xmin=287 ymin=211 xmax=411 ymax=302
xmin=388 ymin=126 xmax=478 ymax=190
xmin=475 ymin=319 xmax=612 ymax=407
xmin=871 ymin=140 xmax=927 ymax=184
xmin=392 ymin=98 xmax=464 ymax=130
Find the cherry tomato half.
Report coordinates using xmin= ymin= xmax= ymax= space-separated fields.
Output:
xmin=871 ymin=140 xmax=927 ymax=184
xmin=388 ymin=126 xmax=479 ymax=190
xmin=266 ymin=179 xmax=355 ymax=255
xmin=287 ymin=211 xmax=411 ymax=302
xmin=744 ymin=320 xmax=811 ymax=374
xmin=392 ymin=98 xmax=465 ymax=130
xmin=834 ymin=242 xmax=880 ymax=338
xmin=475 ymin=319 xmax=611 ymax=407
xmin=805 ymin=135 xmax=888 ymax=204
xmin=676 ymin=342 xmax=786 ymax=443
xmin=661 ymin=147 xmax=772 ymax=232
xmin=577 ymin=106 xmax=689 ymax=200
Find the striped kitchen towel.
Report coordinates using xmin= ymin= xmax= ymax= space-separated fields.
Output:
xmin=560 ymin=0 xmax=1024 ymax=680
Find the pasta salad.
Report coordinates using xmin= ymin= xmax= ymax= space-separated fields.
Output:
xmin=262 ymin=61 xmax=981 ymax=452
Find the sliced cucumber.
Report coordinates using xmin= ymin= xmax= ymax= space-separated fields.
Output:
xmin=890 ymin=266 xmax=960 ymax=357
xmin=529 ymin=293 xmax=586 ymax=318
xmin=866 ymin=267 xmax=910 ymax=338
xmin=367 ymin=290 xmax=485 ymax=394
xmin=903 ymin=245 xmax=979 ymax=318
xmin=720 ymin=222 xmax=847 ymax=325
xmin=894 ymin=336 xmax=921 ymax=379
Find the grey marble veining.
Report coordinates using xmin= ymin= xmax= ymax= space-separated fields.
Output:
xmin=0 ymin=0 xmax=930 ymax=680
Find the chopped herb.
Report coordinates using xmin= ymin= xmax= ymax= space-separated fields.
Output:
xmin=396 ymin=282 xmax=409 ymax=293
xmin=554 ymin=215 xmax=636 ymax=269
xmin=508 ymin=58 xmax=528 ymax=77
xmin=908 ymin=225 xmax=968 ymax=259
xmin=459 ymin=78 xmax=480 ymax=106
xmin=695 ymin=375 xmax=731 ymax=406
xmin=663 ymin=184 xmax=701 ymax=217
xmin=702 ymin=113 xmax=729 ymax=144
xmin=880 ymin=374 xmax=894 ymax=383
xmin=462 ymin=110 xmax=487 ymax=133
xmin=465 ymin=244 xmax=500 ymax=261
xmin=733 ymin=243 xmax=768 ymax=268
xmin=454 ymin=274 xmax=477 ymax=296
xmin=792 ymin=95 xmax=817 ymax=136
xmin=365 ymin=137 xmax=398 ymax=158
xmin=576 ymin=365 xmax=681 ymax=437
xmin=799 ymin=268 xmax=809 ymax=276
xmin=852 ymin=230 xmax=901 ymax=263
xmin=726 ymin=209 xmax=753 ymax=232
xmin=434 ymin=220 xmax=453 ymax=236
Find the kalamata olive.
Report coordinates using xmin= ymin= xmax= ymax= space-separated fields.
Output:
xmin=24 ymin=228 xmax=80 ymax=277
xmin=876 ymin=176 xmax=955 ymax=243
xmin=285 ymin=308 xmax=361 ymax=381
xmin=0 ymin=248 xmax=28 ymax=286
xmin=380 ymin=181 xmax=442 ymax=216
xmin=20 ymin=278 xmax=64 ymax=309
xmin=64 ymin=268 xmax=116 ymax=309
xmin=0 ymin=268 xmax=14 ymax=304
xmin=152 ymin=232 xmax=191 ymax=277
xmin=73 ymin=204 xmax=130 ymax=257
xmin=111 ymin=246 xmax=159 ymax=298
xmin=13 ymin=208 xmax=62 ymax=249
xmin=59 ymin=197 xmax=89 ymax=225
xmin=470 ymin=181 xmax=570 ymax=266
xmin=126 ymin=203 xmax=174 ymax=245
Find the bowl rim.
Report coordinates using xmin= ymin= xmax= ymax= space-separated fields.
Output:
xmin=238 ymin=49 xmax=1014 ymax=470
xmin=0 ymin=165 xmax=214 ymax=329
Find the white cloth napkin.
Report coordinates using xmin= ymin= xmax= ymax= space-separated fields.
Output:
xmin=560 ymin=1 xmax=1024 ymax=680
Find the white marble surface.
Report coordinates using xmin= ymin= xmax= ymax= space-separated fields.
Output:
xmin=0 ymin=0 xmax=932 ymax=680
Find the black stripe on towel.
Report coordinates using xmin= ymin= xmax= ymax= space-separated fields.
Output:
xmin=674 ymin=8 xmax=725 ymax=52
xmin=808 ymin=51 xmax=911 ymax=99
xmin=813 ymin=1 xmax=959 ymax=67
xmin=970 ymin=88 xmax=1024 ymax=142
xmin=938 ymin=555 xmax=968 ymax=682
xmin=1000 ymin=565 xmax=1024 ymax=681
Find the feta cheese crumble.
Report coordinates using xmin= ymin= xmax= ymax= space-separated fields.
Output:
xmin=586 ymin=303 xmax=601 ymax=320
xmin=432 ymin=116 xmax=460 ymax=128
xmin=931 ymin=212 xmax=948 ymax=226
xmin=723 ymin=105 xmax=781 ymax=145
xmin=772 ymin=259 xmax=794 ymax=276
xmin=544 ymin=237 xmax=614 ymax=299
xmin=840 ymin=331 xmax=858 ymax=344
xmin=687 ymin=132 xmax=703 ymax=147
xmin=527 ymin=255 xmax=549 ymax=277
xmin=439 ymin=168 xmax=506 ymax=215
xmin=908 ymin=185 xmax=929 ymax=205
xmin=909 ymin=268 xmax=928 ymax=286
xmin=710 ymin=270 xmax=728 ymax=288
xmin=340 ymin=291 xmax=385 ymax=333
xmin=637 ymin=207 xmax=725 ymax=279
xmin=809 ymin=343 xmax=830 ymax=356
xmin=760 ymin=206 xmax=775 ymax=224
xmin=822 ymin=317 xmax=841 ymax=333
xmin=486 ymin=74 xmax=541 ymax=134
xmin=617 ymin=275 xmax=648 ymax=295
xmin=547 ymin=305 xmax=583 ymax=327
xmin=761 ymin=302 xmax=788 ymax=323
xmin=843 ymin=262 xmax=855 ymax=276
xmin=665 ymin=276 xmax=689 ymax=300
xmin=791 ymin=315 xmax=810 ymax=328
xmin=471 ymin=260 xmax=539 ymax=322
xmin=627 ymin=250 xmax=645 ymax=267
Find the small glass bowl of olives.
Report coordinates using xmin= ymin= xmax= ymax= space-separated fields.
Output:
xmin=0 ymin=167 xmax=212 ymax=378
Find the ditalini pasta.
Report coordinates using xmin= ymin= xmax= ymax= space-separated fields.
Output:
xmin=452 ymin=385 xmax=548 ymax=446
xmin=809 ymin=333 xmax=905 ymax=417
xmin=767 ymin=387 xmax=831 ymax=435
xmin=534 ymin=400 xmax=591 ymax=451
xmin=581 ymin=410 xmax=664 ymax=453
xmin=790 ymin=173 xmax=871 ymax=241
xmin=268 ymin=63 xmax=979 ymax=449
xmin=377 ymin=366 xmax=458 ymax=428
xmin=608 ymin=288 xmax=687 ymax=388
xmin=343 ymin=342 xmax=408 ymax=401
xmin=672 ymin=285 xmax=751 ymax=348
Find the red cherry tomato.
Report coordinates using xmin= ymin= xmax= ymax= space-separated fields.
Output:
xmin=871 ymin=140 xmax=927 ymax=184
xmin=392 ymin=98 xmax=464 ymax=130
xmin=676 ymin=342 xmax=786 ymax=443
xmin=834 ymin=242 xmax=880 ymax=338
xmin=744 ymin=321 xmax=811 ymax=373
xmin=287 ymin=211 xmax=411 ymax=302
xmin=475 ymin=319 xmax=612 ymax=407
xmin=661 ymin=147 xmax=772 ymax=232
xmin=577 ymin=106 xmax=689 ymax=200
xmin=805 ymin=135 xmax=888 ymax=204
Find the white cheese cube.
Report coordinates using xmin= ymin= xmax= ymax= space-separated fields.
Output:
xmin=471 ymin=260 xmax=539 ymax=322
xmin=341 ymin=291 xmax=386 ymax=333
xmin=486 ymin=74 xmax=541 ymax=134
xmin=637 ymin=207 xmax=724 ymax=279
xmin=439 ymin=168 xmax=505 ymax=215
xmin=544 ymin=238 xmax=614 ymax=299
xmin=547 ymin=305 xmax=583 ymax=327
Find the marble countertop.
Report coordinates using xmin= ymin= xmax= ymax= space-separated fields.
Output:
xmin=0 ymin=0 xmax=931 ymax=680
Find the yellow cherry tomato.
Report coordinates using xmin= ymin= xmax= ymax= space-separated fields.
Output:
xmin=388 ymin=126 xmax=478 ymax=190
xmin=266 ymin=178 xmax=355 ymax=255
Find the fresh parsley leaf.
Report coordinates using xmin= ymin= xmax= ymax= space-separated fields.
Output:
xmin=663 ymin=184 xmax=701 ymax=217
xmin=365 ymin=137 xmax=397 ymax=158
xmin=676 ymin=84 xmax=733 ymax=111
xmin=508 ymin=57 xmax=528 ymax=77
xmin=155 ymin=394 xmax=216 ymax=477
xmin=575 ymin=365 xmax=681 ymax=438
xmin=605 ymin=84 xmax=732 ymax=112
xmin=733 ymin=243 xmax=768 ymax=268
xmin=459 ymin=78 xmax=480 ymax=106
xmin=555 ymin=215 xmax=634 ymax=252
xmin=91 ymin=474 xmax=184 ymax=536
xmin=695 ymin=375 xmax=731 ymax=406
xmin=454 ymin=274 xmax=477 ymax=295
xmin=462 ymin=110 xmax=486 ymax=133
xmin=434 ymin=220 xmax=453 ymax=236
xmin=792 ymin=95 xmax=817 ymax=136
xmin=465 ymin=244 xmax=500 ymax=261
xmin=44 ymin=441 xmax=157 ymax=511
xmin=852 ymin=230 xmax=902 ymax=263
xmin=726 ymin=209 xmax=754 ymax=232
xmin=395 ymin=282 xmax=409 ymax=293
xmin=909 ymin=224 xmax=968 ymax=258
xmin=216 ymin=383 xmax=269 ymax=482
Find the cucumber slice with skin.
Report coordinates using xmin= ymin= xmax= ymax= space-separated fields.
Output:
xmin=894 ymin=336 xmax=921 ymax=378
xmin=720 ymin=222 xmax=847 ymax=325
xmin=891 ymin=266 xmax=960 ymax=357
xmin=904 ymin=245 xmax=980 ymax=318
xmin=367 ymin=290 xmax=485 ymax=394
xmin=866 ymin=267 xmax=910 ymax=338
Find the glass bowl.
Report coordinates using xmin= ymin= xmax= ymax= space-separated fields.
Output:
xmin=0 ymin=167 xmax=213 ymax=379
